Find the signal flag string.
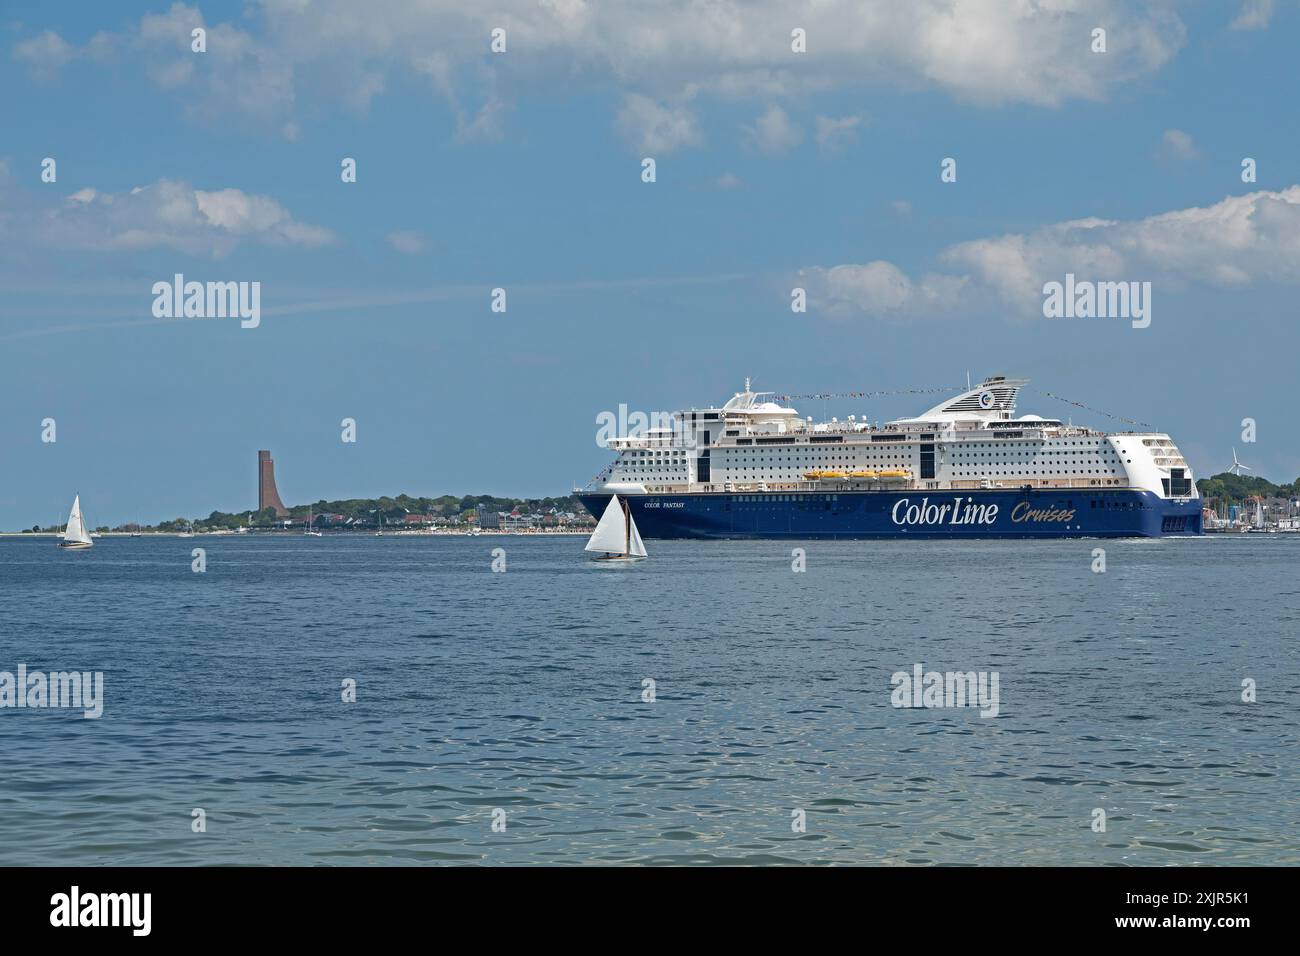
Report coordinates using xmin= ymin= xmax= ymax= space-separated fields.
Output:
xmin=769 ymin=383 xmax=1154 ymax=429
xmin=772 ymin=385 xmax=965 ymax=402
xmin=1030 ymin=390 xmax=1152 ymax=429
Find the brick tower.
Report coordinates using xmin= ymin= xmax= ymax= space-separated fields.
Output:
xmin=258 ymin=450 xmax=288 ymax=516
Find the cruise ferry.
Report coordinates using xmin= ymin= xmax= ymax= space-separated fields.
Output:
xmin=578 ymin=376 xmax=1202 ymax=538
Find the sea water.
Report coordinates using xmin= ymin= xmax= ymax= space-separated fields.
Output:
xmin=0 ymin=534 xmax=1295 ymax=865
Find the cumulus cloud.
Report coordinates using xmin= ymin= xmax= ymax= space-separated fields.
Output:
xmin=15 ymin=4 xmax=295 ymax=129
xmin=800 ymin=261 xmax=969 ymax=317
xmin=802 ymin=187 xmax=1300 ymax=318
xmin=15 ymin=1 xmax=1189 ymax=145
xmin=12 ymin=30 xmax=77 ymax=79
xmin=385 ymin=230 xmax=428 ymax=254
xmin=815 ymin=114 xmax=863 ymax=150
xmin=14 ymin=179 xmax=335 ymax=256
xmin=1230 ymin=0 xmax=1274 ymax=30
xmin=1159 ymin=128 xmax=1198 ymax=160
xmin=748 ymin=105 xmax=802 ymax=153
xmin=455 ymin=96 xmax=509 ymax=143
xmin=616 ymin=94 xmax=701 ymax=153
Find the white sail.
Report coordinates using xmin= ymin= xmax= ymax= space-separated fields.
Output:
xmin=585 ymin=495 xmax=630 ymax=554
xmin=63 ymin=495 xmax=92 ymax=545
xmin=627 ymin=511 xmax=647 ymax=558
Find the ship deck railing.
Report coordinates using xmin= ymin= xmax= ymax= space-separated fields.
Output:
xmin=629 ymin=477 xmax=1147 ymax=495
xmin=610 ymin=422 xmax=1113 ymax=450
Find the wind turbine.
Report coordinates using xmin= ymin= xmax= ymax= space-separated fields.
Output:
xmin=1229 ymin=448 xmax=1252 ymax=476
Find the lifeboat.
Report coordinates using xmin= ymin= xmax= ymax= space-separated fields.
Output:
xmin=848 ymin=470 xmax=879 ymax=479
xmin=803 ymin=470 xmax=846 ymax=480
xmin=878 ymin=469 xmax=911 ymax=479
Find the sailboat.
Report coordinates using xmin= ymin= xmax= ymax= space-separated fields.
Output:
xmin=304 ymin=506 xmax=322 ymax=536
xmin=584 ymin=494 xmax=647 ymax=562
xmin=58 ymin=495 xmax=93 ymax=550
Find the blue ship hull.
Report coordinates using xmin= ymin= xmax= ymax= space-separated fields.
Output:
xmin=580 ymin=488 xmax=1203 ymax=539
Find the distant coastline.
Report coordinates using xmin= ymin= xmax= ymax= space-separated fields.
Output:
xmin=1 ymin=528 xmax=588 ymax=538
xmin=14 ymin=493 xmax=596 ymax=536
xmin=14 ymin=472 xmax=1300 ymax=535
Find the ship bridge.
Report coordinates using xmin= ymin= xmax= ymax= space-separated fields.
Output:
xmin=717 ymin=380 xmax=802 ymax=428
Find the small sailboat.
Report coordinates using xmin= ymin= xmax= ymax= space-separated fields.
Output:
xmin=304 ymin=506 xmax=322 ymax=536
xmin=58 ymin=495 xmax=93 ymax=550
xmin=585 ymin=494 xmax=647 ymax=562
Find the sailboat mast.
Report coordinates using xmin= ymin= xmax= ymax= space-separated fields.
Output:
xmin=623 ymin=498 xmax=631 ymax=556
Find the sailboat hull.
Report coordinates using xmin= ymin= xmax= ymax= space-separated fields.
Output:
xmin=57 ymin=541 xmax=93 ymax=550
xmin=591 ymin=553 xmax=645 ymax=562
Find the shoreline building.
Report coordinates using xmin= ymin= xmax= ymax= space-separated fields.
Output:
xmin=258 ymin=450 xmax=289 ymax=516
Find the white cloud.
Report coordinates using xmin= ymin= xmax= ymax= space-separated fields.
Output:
xmin=386 ymin=231 xmax=428 ymax=254
xmin=1159 ymin=128 xmax=1198 ymax=160
xmin=713 ymin=172 xmax=743 ymax=190
xmin=16 ymin=179 xmax=335 ymax=256
xmin=799 ymin=261 xmax=969 ymax=318
xmin=815 ymin=114 xmax=863 ymax=150
xmin=616 ymin=94 xmax=701 ymax=154
xmin=749 ymin=105 xmax=802 ymax=153
xmin=1230 ymin=0 xmax=1274 ymax=30
xmin=17 ymin=4 xmax=297 ymax=130
xmin=803 ymin=187 xmax=1300 ymax=318
xmin=15 ymin=1 xmax=1189 ymax=145
xmin=12 ymin=30 xmax=76 ymax=79
xmin=455 ymin=96 xmax=509 ymax=143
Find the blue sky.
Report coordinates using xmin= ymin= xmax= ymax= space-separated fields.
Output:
xmin=1 ymin=1 xmax=1298 ymax=528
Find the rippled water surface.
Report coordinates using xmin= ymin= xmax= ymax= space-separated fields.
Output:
xmin=1 ymin=534 xmax=1296 ymax=865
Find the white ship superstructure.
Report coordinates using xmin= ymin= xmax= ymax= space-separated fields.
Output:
xmin=599 ymin=376 xmax=1197 ymax=501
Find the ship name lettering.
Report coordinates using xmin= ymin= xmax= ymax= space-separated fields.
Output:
xmin=891 ymin=497 xmax=998 ymax=527
xmin=1010 ymin=502 xmax=1076 ymax=523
